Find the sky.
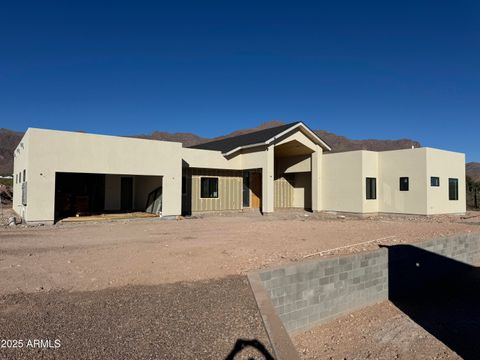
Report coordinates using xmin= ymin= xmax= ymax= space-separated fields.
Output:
xmin=1 ymin=1 xmax=479 ymax=161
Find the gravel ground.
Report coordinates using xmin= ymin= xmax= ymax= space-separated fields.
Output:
xmin=0 ymin=275 xmax=273 ymax=360
xmin=1 ymin=210 xmax=478 ymax=295
xmin=1 ymin=209 xmax=480 ymax=359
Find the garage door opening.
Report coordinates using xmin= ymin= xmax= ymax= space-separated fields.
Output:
xmin=54 ymin=172 xmax=163 ymax=222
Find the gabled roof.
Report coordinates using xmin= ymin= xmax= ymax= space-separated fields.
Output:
xmin=189 ymin=122 xmax=331 ymax=155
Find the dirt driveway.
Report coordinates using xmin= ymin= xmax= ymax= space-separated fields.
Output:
xmin=0 ymin=211 xmax=478 ymax=295
xmin=1 ymin=210 xmax=479 ymax=359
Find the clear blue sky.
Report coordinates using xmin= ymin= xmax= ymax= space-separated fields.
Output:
xmin=1 ymin=1 xmax=479 ymax=161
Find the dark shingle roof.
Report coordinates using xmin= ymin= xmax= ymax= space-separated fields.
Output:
xmin=189 ymin=122 xmax=302 ymax=153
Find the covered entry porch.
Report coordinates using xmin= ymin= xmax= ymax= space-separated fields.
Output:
xmin=258 ymin=128 xmax=325 ymax=214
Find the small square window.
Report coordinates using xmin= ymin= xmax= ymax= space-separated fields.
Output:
xmin=201 ymin=177 xmax=218 ymax=198
xmin=449 ymin=178 xmax=459 ymax=200
xmin=431 ymin=177 xmax=440 ymax=187
xmin=400 ymin=177 xmax=409 ymax=191
xmin=366 ymin=177 xmax=376 ymax=200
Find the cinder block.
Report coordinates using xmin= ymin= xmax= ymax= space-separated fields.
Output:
xmin=259 ymin=271 xmax=272 ymax=282
xmin=271 ymin=268 xmax=285 ymax=279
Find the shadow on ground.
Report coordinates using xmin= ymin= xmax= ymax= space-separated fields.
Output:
xmin=383 ymin=244 xmax=480 ymax=360
xmin=0 ymin=275 xmax=272 ymax=360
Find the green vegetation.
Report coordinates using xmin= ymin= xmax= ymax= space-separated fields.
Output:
xmin=0 ymin=178 xmax=13 ymax=187
xmin=467 ymin=176 xmax=480 ymax=209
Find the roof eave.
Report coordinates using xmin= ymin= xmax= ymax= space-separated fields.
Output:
xmin=223 ymin=122 xmax=331 ymax=156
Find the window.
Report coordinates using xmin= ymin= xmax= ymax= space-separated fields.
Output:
xmin=18 ymin=172 xmax=21 ymax=183
xmin=431 ymin=177 xmax=440 ymax=187
xmin=15 ymin=174 xmax=18 ymax=184
xmin=366 ymin=177 xmax=377 ymax=200
xmin=449 ymin=178 xmax=459 ymax=200
xmin=23 ymin=169 xmax=26 ymax=182
xmin=400 ymin=177 xmax=409 ymax=191
xmin=201 ymin=177 xmax=218 ymax=198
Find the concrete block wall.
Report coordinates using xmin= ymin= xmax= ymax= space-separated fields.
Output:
xmin=256 ymin=232 xmax=480 ymax=334
xmin=387 ymin=232 xmax=480 ymax=299
xmin=258 ymin=249 xmax=388 ymax=333
xmin=416 ymin=233 xmax=480 ymax=265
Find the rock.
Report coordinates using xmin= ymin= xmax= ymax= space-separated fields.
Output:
xmin=8 ymin=216 xmax=16 ymax=226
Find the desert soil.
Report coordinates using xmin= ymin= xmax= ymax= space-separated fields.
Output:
xmin=293 ymin=301 xmax=460 ymax=360
xmin=1 ymin=209 xmax=480 ymax=359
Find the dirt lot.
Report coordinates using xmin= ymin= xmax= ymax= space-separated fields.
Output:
xmin=0 ymin=276 xmax=272 ymax=360
xmin=1 ymin=210 xmax=479 ymax=295
xmin=293 ymin=301 xmax=459 ymax=360
xmin=1 ymin=210 xmax=480 ymax=358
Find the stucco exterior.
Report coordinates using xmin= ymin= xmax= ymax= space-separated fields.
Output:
xmin=323 ymin=148 xmax=466 ymax=215
xmin=13 ymin=128 xmax=182 ymax=224
xmin=12 ymin=123 xmax=466 ymax=224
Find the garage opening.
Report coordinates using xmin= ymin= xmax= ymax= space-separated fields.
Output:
xmin=54 ymin=172 xmax=163 ymax=222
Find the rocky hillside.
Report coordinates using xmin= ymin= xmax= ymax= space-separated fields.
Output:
xmin=0 ymin=129 xmax=23 ymax=176
xmin=134 ymin=120 xmax=423 ymax=153
xmin=466 ymin=162 xmax=480 ymax=182
xmin=0 ymin=121 xmax=451 ymax=177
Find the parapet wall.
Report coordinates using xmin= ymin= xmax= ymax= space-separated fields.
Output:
xmin=255 ymin=232 xmax=480 ymax=334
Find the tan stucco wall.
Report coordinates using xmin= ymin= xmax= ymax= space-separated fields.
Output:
xmin=104 ymin=174 xmax=162 ymax=211
xmin=362 ymin=151 xmax=379 ymax=213
xmin=292 ymin=172 xmax=312 ymax=209
xmin=134 ymin=176 xmax=163 ymax=211
xmin=12 ymin=134 xmax=29 ymax=220
xmin=274 ymin=128 xmax=318 ymax=151
xmin=15 ymin=128 xmax=182 ymax=223
xmin=182 ymin=147 xmax=242 ymax=170
xmin=425 ymin=148 xmax=466 ymax=215
xmin=379 ymin=148 xmax=428 ymax=214
xmin=14 ymin=126 xmax=465 ymax=221
xmin=275 ymin=155 xmax=311 ymax=174
xmin=323 ymin=148 xmax=466 ymax=215
xmin=322 ymin=151 xmax=364 ymax=213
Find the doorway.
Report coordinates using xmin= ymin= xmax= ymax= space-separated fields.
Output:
xmin=121 ymin=177 xmax=133 ymax=211
xmin=250 ymin=172 xmax=262 ymax=209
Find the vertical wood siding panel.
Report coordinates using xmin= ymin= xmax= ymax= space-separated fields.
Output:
xmin=190 ymin=168 xmax=243 ymax=212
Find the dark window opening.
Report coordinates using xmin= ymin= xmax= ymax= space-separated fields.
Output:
xmin=201 ymin=177 xmax=218 ymax=198
xmin=182 ymin=176 xmax=187 ymax=195
xmin=23 ymin=169 xmax=26 ymax=182
xmin=431 ymin=177 xmax=440 ymax=187
xmin=400 ymin=177 xmax=409 ymax=191
xmin=449 ymin=178 xmax=459 ymax=200
xmin=243 ymin=172 xmax=250 ymax=207
xmin=366 ymin=177 xmax=377 ymax=200
xmin=19 ymin=172 xmax=21 ymax=183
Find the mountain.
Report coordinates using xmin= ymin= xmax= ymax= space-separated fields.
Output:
xmin=0 ymin=121 xmax=422 ymax=176
xmin=0 ymin=128 xmax=24 ymax=176
xmin=132 ymin=131 xmax=208 ymax=147
xmin=315 ymin=129 xmax=421 ymax=153
xmin=466 ymin=162 xmax=480 ymax=182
